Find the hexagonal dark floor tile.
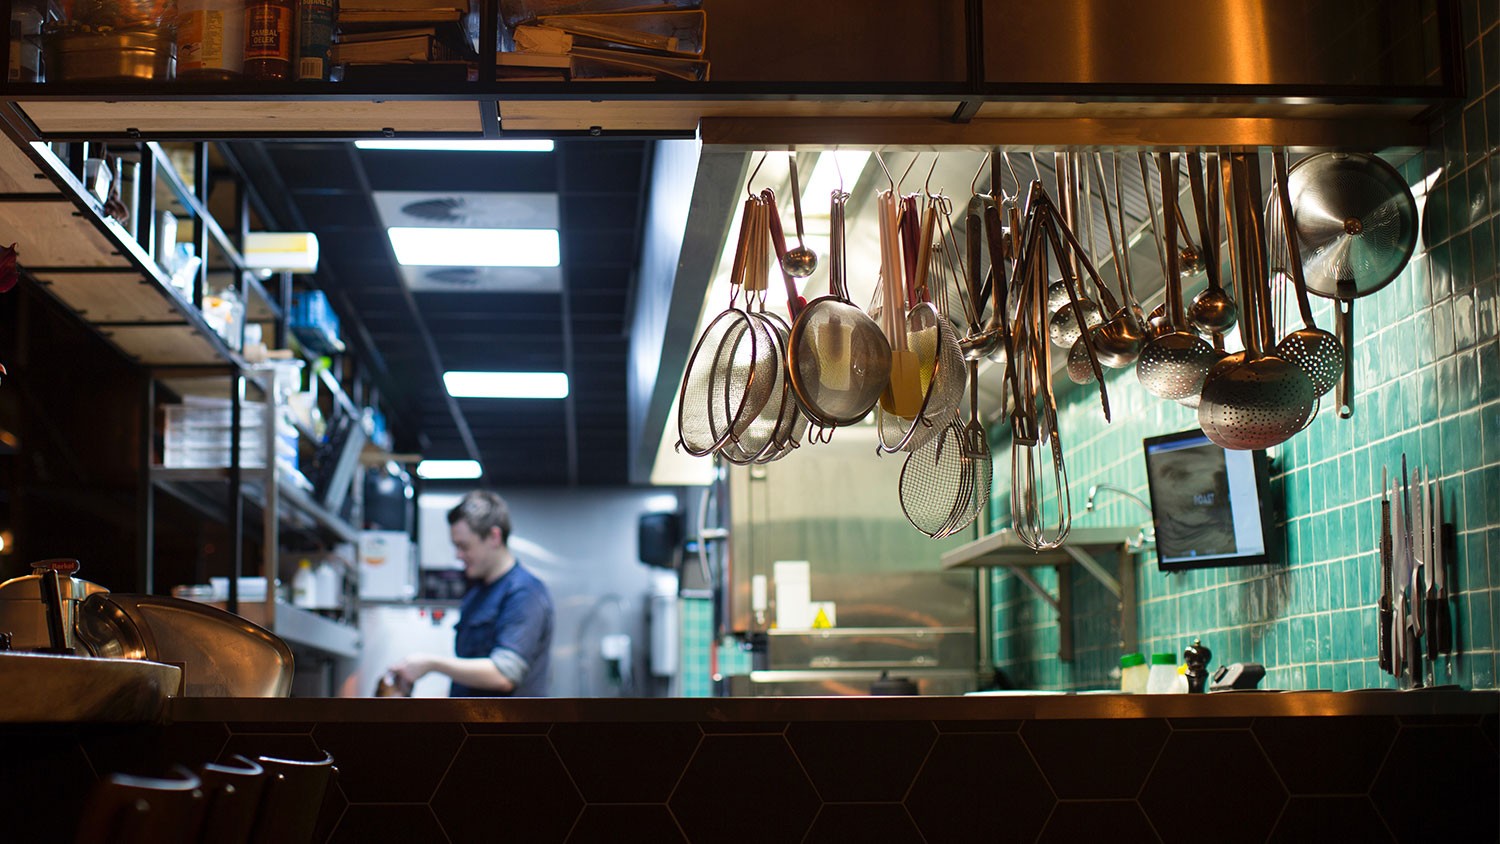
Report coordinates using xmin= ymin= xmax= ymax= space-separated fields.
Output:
xmin=1021 ymin=719 xmax=1169 ymax=798
xmin=933 ymin=719 xmax=1022 ymax=733
xmin=1269 ymin=797 xmax=1392 ymax=843
xmin=432 ymin=735 xmax=583 ymax=844
xmin=785 ymin=721 xmax=936 ymax=802
xmin=328 ymin=804 xmax=445 ymax=844
xmin=1139 ymin=731 xmax=1286 ymax=844
xmin=312 ymin=721 xmax=465 ymax=802
xmin=1481 ymin=713 xmax=1497 ymax=748
xmin=697 ymin=721 xmax=786 ymax=734
xmin=906 ymin=733 xmax=1055 ymax=843
xmin=550 ymin=722 xmax=701 ymax=802
xmin=315 ymin=780 xmax=348 ymax=844
xmin=1253 ymin=716 xmax=1398 ymax=795
xmin=1371 ymin=726 xmax=1499 ymax=842
xmin=1038 ymin=801 xmax=1159 ymax=843
xmin=566 ymin=805 xmax=687 ymax=844
xmin=804 ymin=804 xmax=924 ymax=843
xmin=669 ymin=734 xmax=819 ymax=844
xmin=0 ymin=733 xmax=93 ymax=843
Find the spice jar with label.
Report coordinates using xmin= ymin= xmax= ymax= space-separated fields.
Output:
xmin=243 ymin=0 xmax=293 ymax=80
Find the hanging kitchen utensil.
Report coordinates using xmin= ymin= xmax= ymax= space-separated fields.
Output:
xmin=1285 ymin=152 xmax=1417 ymax=418
xmin=898 ymin=410 xmax=969 ymax=538
xmin=721 ymin=196 xmax=798 ymax=464
xmin=676 ymin=195 xmax=762 ymax=457
xmin=785 ymin=185 xmax=892 ymax=428
xmin=1196 ymin=152 xmax=1315 ymax=450
xmin=1137 ymin=153 xmax=1174 ymax=341
xmin=1088 ymin=152 xmax=1147 ymax=368
xmin=957 ymin=359 xmax=992 ymax=533
xmin=1047 ymin=153 xmax=1105 ymax=349
xmin=1186 ymin=151 xmax=1239 ymax=335
xmin=1135 ymin=152 xmax=1218 ymax=402
xmin=1268 ymin=150 xmax=1345 ymax=399
xmin=779 ymin=153 xmax=818 ymax=278
xmin=874 ymin=183 xmax=940 ymax=454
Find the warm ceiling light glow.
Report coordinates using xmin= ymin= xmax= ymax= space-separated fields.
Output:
xmin=443 ymin=371 xmax=569 ymax=399
xmin=802 ymin=150 xmax=872 ymax=204
xmin=388 ymin=227 xmax=560 ymax=267
xmin=416 ymin=459 xmax=483 ymax=480
xmin=355 ymin=140 xmax=554 ymax=152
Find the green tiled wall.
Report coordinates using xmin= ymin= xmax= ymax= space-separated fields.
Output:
xmin=988 ymin=1 xmax=1500 ymax=692
xmin=677 ymin=598 xmax=752 ymax=697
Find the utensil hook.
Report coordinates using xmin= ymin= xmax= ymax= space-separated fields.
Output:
xmin=897 ymin=153 xmax=920 ymax=196
xmin=923 ymin=154 xmax=941 ymax=200
xmin=875 ymin=151 xmax=896 ymax=192
xmin=971 ymin=152 xmax=991 ymax=198
xmin=746 ymin=151 xmax=768 ymax=198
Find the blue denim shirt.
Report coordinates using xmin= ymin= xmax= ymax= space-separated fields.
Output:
xmin=451 ymin=560 xmax=553 ymax=697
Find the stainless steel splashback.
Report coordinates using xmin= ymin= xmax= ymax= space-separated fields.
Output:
xmin=725 ymin=427 xmax=977 ymax=693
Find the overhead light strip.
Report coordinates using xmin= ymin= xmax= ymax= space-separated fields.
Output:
xmin=444 ymin=371 xmax=570 ymax=399
xmin=416 ymin=459 xmax=484 ymax=479
xmin=388 ymin=227 xmax=560 ymax=267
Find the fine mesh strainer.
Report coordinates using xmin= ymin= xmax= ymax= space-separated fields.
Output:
xmin=1267 ymin=150 xmax=1344 ymax=399
xmin=677 ymin=196 xmax=760 ymax=456
xmin=1286 ymin=152 xmax=1417 ymax=418
xmin=898 ymin=412 xmax=969 ymax=538
xmin=786 ymin=188 xmax=892 ymax=427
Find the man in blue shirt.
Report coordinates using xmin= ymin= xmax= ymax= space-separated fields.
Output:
xmin=390 ymin=490 xmax=554 ymax=696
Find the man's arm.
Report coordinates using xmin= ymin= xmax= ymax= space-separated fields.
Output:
xmin=391 ymin=654 xmax=516 ymax=693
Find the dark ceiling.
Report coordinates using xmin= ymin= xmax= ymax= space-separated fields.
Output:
xmin=228 ymin=139 xmax=654 ymax=487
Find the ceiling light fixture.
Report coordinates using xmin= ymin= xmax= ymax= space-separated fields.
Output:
xmin=388 ymin=227 xmax=560 ymax=267
xmin=354 ymin=139 xmax=555 ymax=152
xmin=443 ymin=371 xmax=570 ymax=399
xmin=802 ymin=150 xmax=872 ymax=204
xmin=416 ymin=459 xmax=484 ymax=480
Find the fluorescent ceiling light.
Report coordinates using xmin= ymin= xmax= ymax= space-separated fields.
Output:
xmin=355 ymin=139 xmax=554 ymax=152
xmin=416 ymin=459 xmax=483 ymax=480
xmin=389 ymin=227 xmax=560 ymax=267
xmin=802 ymin=150 xmax=872 ymax=204
xmin=444 ymin=371 xmax=569 ymax=399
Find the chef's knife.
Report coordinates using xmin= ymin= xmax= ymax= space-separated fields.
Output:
xmin=1391 ymin=478 xmax=1406 ymax=682
xmin=1378 ymin=466 xmax=1393 ymax=674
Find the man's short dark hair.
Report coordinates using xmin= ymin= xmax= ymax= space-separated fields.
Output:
xmin=448 ymin=490 xmax=511 ymax=545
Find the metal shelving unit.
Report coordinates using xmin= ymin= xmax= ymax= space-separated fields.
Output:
xmin=0 ymin=126 xmax=370 ymax=660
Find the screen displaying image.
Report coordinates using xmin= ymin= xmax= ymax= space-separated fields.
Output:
xmin=1143 ymin=431 xmax=1267 ymax=568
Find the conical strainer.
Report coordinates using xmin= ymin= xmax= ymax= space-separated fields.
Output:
xmin=1286 ymin=152 xmax=1417 ymax=418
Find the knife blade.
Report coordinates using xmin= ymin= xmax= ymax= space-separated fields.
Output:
xmin=1378 ymin=465 xmax=1393 ymax=675
xmin=1391 ymin=478 xmax=1406 ymax=682
xmin=1426 ymin=468 xmax=1440 ymax=664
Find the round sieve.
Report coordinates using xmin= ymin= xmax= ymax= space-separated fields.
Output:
xmin=787 ymin=190 xmax=891 ymax=427
xmin=898 ymin=412 xmax=970 ymax=538
xmin=677 ymin=195 xmax=763 ymax=456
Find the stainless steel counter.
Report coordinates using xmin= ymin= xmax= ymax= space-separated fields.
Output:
xmin=167 ymin=688 xmax=1498 ymax=724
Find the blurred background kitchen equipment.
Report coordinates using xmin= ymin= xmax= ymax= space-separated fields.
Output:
xmin=0 ymin=558 xmax=293 ymax=697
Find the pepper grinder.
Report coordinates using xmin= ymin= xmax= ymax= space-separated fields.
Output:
xmin=1183 ymin=638 xmax=1212 ymax=694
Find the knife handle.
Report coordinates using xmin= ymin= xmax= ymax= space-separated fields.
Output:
xmin=1435 ymin=597 xmax=1453 ymax=654
xmin=1378 ymin=599 xmax=1393 ymax=673
xmin=1426 ymin=597 xmax=1441 ymax=662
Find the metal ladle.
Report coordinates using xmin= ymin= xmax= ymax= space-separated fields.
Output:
xmin=1186 ymin=151 xmax=1240 ymax=335
xmin=1087 ymin=152 xmax=1147 ymax=368
xmin=779 ymin=154 xmax=818 ymax=278
xmin=1135 ymin=152 xmax=1217 ymax=402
